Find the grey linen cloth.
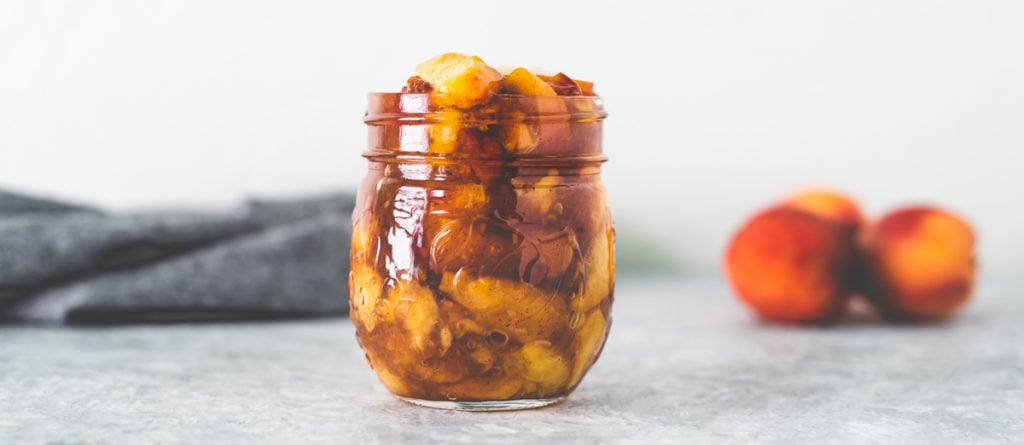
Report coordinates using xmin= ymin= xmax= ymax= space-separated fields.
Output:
xmin=0 ymin=189 xmax=355 ymax=324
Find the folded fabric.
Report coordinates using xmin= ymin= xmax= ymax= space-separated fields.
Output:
xmin=0 ymin=189 xmax=355 ymax=324
xmin=0 ymin=189 xmax=98 ymax=215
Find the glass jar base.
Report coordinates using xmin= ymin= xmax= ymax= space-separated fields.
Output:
xmin=397 ymin=396 xmax=566 ymax=412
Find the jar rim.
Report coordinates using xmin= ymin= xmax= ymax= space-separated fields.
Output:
xmin=361 ymin=151 xmax=608 ymax=166
xmin=364 ymin=93 xmax=608 ymax=124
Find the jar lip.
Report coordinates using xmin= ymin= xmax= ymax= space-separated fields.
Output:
xmin=364 ymin=92 xmax=607 ymax=123
xmin=362 ymin=151 xmax=608 ymax=166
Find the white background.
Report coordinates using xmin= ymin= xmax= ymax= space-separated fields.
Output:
xmin=1 ymin=1 xmax=1022 ymax=277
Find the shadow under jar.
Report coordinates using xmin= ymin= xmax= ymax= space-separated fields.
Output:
xmin=352 ymin=92 xmax=613 ymax=411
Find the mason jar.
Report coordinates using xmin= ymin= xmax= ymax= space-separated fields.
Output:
xmin=351 ymin=92 xmax=613 ymax=411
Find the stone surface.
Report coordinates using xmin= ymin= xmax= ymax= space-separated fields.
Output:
xmin=1 ymin=277 xmax=1021 ymax=443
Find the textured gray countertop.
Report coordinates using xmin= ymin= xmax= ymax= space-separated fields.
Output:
xmin=2 ymin=277 xmax=1021 ymax=443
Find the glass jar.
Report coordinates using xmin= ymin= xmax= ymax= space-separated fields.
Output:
xmin=351 ymin=92 xmax=613 ymax=411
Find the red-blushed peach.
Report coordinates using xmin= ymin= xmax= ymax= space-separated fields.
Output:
xmin=725 ymin=207 xmax=857 ymax=324
xmin=860 ymin=206 xmax=976 ymax=321
xmin=782 ymin=189 xmax=866 ymax=235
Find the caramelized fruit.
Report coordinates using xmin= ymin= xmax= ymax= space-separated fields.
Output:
xmin=354 ymin=53 xmax=610 ymax=403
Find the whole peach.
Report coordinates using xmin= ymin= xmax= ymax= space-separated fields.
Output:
xmin=782 ymin=189 xmax=865 ymax=235
xmin=860 ymin=206 xmax=976 ymax=321
xmin=725 ymin=207 xmax=857 ymax=324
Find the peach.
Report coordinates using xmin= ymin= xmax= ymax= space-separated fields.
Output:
xmin=516 ymin=340 xmax=570 ymax=394
xmin=426 ymin=110 xmax=466 ymax=154
xmin=860 ymin=206 xmax=976 ymax=321
xmin=724 ymin=207 xmax=857 ymax=323
xmin=392 ymin=280 xmax=442 ymax=353
xmin=502 ymin=67 xmax=560 ymax=97
xmin=413 ymin=53 xmax=503 ymax=109
xmin=438 ymin=271 xmax=569 ymax=344
xmin=575 ymin=218 xmax=614 ymax=314
xmin=438 ymin=373 xmax=523 ymax=402
xmin=539 ymin=73 xmax=595 ymax=96
xmin=782 ymin=189 xmax=865 ymax=235
xmin=539 ymin=73 xmax=583 ymax=96
xmin=499 ymin=67 xmax=571 ymax=154
xmin=426 ymin=215 xmax=520 ymax=279
xmin=574 ymin=79 xmax=596 ymax=96
xmin=349 ymin=262 xmax=385 ymax=333
xmin=369 ymin=360 xmax=418 ymax=397
xmin=568 ymin=309 xmax=609 ymax=387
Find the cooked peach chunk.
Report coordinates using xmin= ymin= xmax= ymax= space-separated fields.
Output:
xmin=371 ymin=359 xmax=417 ymax=397
xmin=575 ymin=221 xmax=614 ymax=313
xmin=514 ymin=172 xmax=564 ymax=220
xmin=350 ymin=217 xmax=376 ymax=263
xmin=413 ymin=53 xmax=503 ymax=109
xmin=392 ymin=280 xmax=442 ymax=352
xmin=502 ymin=67 xmax=559 ymax=96
xmin=499 ymin=68 xmax=571 ymax=154
xmin=517 ymin=341 xmax=570 ymax=394
xmin=427 ymin=110 xmax=465 ymax=154
xmin=439 ymin=271 xmax=569 ymax=344
xmin=538 ymin=73 xmax=583 ymax=96
xmin=427 ymin=216 xmax=519 ymax=278
xmin=569 ymin=309 xmax=608 ymax=387
xmin=411 ymin=353 xmax=468 ymax=384
xmin=349 ymin=262 xmax=385 ymax=333
xmin=439 ymin=374 xmax=523 ymax=402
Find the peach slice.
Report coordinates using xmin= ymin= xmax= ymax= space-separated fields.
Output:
xmin=513 ymin=172 xmax=564 ymax=221
xmin=426 ymin=110 xmax=465 ymax=154
xmin=539 ymin=73 xmax=595 ymax=96
xmin=369 ymin=358 xmax=418 ymax=397
xmin=426 ymin=216 xmax=519 ymax=278
xmin=568 ymin=309 xmax=608 ymax=387
xmin=438 ymin=373 xmax=523 ymax=402
xmin=413 ymin=53 xmax=503 ymax=109
xmin=502 ymin=67 xmax=559 ymax=96
xmin=439 ymin=271 xmax=569 ymax=344
xmin=539 ymin=73 xmax=583 ymax=96
xmin=860 ymin=206 xmax=976 ymax=321
xmin=516 ymin=340 xmax=570 ymax=394
xmin=575 ymin=79 xmax=595 ymax=96
xmin=574 ymin=216 xmax=614 ymax=314
xmin=349 ymin=216 xmax=377 ymax=265
xmin=499 ymin=68 xmax=571 ymax=154
xmin=349 ymin=262 xmax=385 ymax=333
xmin=392 ymin=280 xmax=442 ymax=353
